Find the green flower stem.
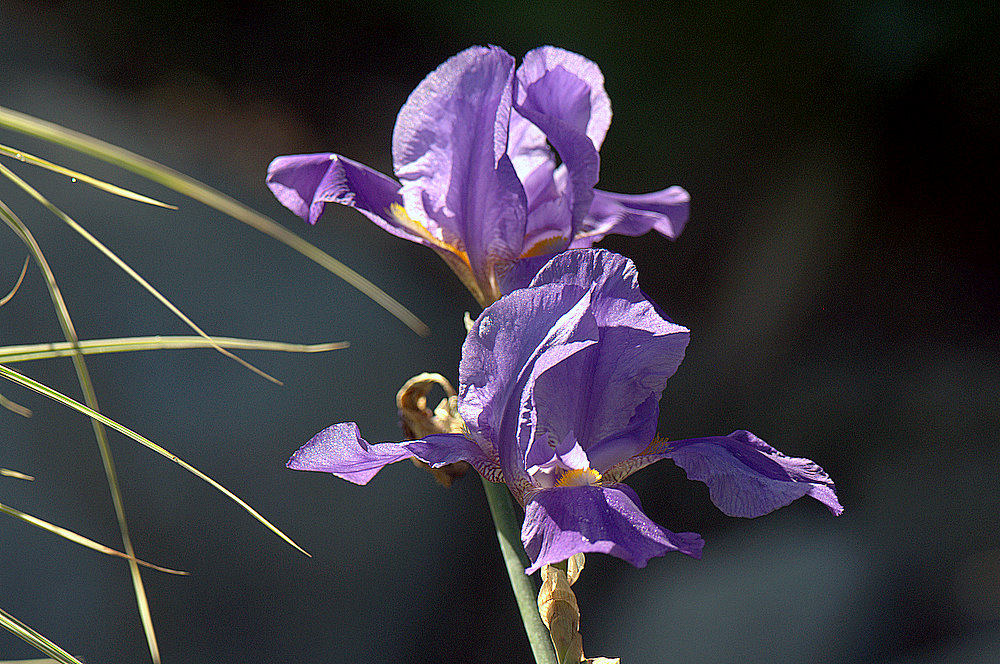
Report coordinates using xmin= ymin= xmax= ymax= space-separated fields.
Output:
xmin=480 ymin=477 xmax=557 ymax=664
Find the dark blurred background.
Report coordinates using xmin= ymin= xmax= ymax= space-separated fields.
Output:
xmin=1 ymin=1 xmax=997 ymax=662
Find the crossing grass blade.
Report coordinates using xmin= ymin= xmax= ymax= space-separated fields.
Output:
xmin=1 ymin=194 xmax=164 ymax=662
xmin=0 ymin=104 xmax=430 ymax=336
xmin=0 ymin=143 xmax=176 ymax=209
xmin=1 ymin=501 xmax=189 ymax=575
xmin=0 ymin=335 xmax=347 ymax=363
xmin=0 ymin=162 xmax=284 ymax=385
xmin=0 ymin=362 xmax=309 ymax=557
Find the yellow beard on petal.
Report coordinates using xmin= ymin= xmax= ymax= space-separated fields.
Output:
xmin=638 ymin=436 xmax=671 ymax=456
xmin=555 ymin=468 xmax=603 ymax=488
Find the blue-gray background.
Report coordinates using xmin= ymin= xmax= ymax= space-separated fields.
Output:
xmin=2 ymin=1 xmax=998 ymax=662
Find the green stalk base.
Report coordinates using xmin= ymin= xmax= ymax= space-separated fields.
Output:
xmin=480 ymin=476 xmax=558 ymax=664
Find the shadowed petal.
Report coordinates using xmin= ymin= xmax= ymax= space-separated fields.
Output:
xmin=526 ymin=248 xmax=680 ymax=331
xmin=467 ymin=249 xmax=690 ymax=483
xmin=286 ymin=422 xmax=415 ymax=485
xmin=404 ymin=434 xmax=503 ymax=483
xmin=506 ymin=44 xmax=610 ymax=198
xmin=522 ymin=485 xmax=703 ymax=573
xmin=461 ymin=280 xmax=601 ymax=489
xmin=527 ymin=251 xmax=688 ymax=468
xmin=662 ymin=430 xmax=844 ymax=517
xmin=517 ymin=46 xmax=612 ymax=150
xmin=514 ymin=54 xmax=601 ymax=238
xmin=392 ymin=45 xmax=527 ymax=293
xmin=517 ymin=159 xmax=573 ymax=256
xmin=572 ymin=187 xmax=691 ymax=246
xmin=496 ymin=254 xmax=552 ymax=295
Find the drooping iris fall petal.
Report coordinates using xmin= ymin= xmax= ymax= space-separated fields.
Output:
xmin=521 ymin=485 xmax=704 ymax=573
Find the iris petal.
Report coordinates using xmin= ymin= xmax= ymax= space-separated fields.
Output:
xmin=464 ymin=249 xmax=688 ymax=497
xmin=286 ymin=422 xmax=414 ymax=485
xmin=404 ymin=434 xmax=503 ymax=483
xmin=517 ymin=46 xmax=612 ymax=150
xmin=662 ymin=430 xmax=844 ymax=517
xmin=514 ymin=71 xmax=599 ymax=232
xmin=522 ymin=484 xmax=703 ymax=573
xmin=265 ymin=153 xmax=423 ymax=241
xmin=392 ymin=45 xmax=527 ymax=299
xmin=461 ymin=279 xmax=601 ymax=491
xmin=288 ymin=425 xmax=502 ymax=486
xmin=572 ymin=187 xmax=691 ymax=247
xmin=267 ymin=47 xmax=690 ymax=304
xmin=528 ymin=251 xmax=688 ymax=468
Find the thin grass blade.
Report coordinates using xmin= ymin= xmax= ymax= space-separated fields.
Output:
xmin=0 ymin=392 xmax=32 ymax=417
xmin=0 ymin=362 xmax=309 ymax=557
xmin=1 ymin=255 xmax=29 ymax=305
xmin=0 ymin=164 xmax=283 ymax=385
xmin=0 ymin=607 xmax=87 ymax=664
xmin=0 ymin=104 xmax=429 ymax=336
xmin=1 ymin=501 xmax=189 ymax=575
xmin=2 ymin=198 xmax=162 ymax=664
xmin=0 ymin=335 xmax=348 ymax=363
xmin=1 ymin=468 xmax=35 ymax=480
xmin=0 ymin=144 xmax=176 ymax=209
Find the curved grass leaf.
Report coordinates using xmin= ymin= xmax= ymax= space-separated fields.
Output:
xmin=0 ymin=392 xmax=32 ymax=417
xmin=2 ymin=198 xmax=163 ymax=662
xmin=1 ymin=468 xmax=35 ymax=480
xmin=0 ymin=335 xmax=347 ymax=363
xmin=0 ymin=143 xmax=176 ymax=209
xmin=1 ymin=501 xmax=189 ymax=575
xmin=0 ymin=104 xmax=429 ymax=336
xmin=0 ymin=164 xmax=283 ymax=385
xmin=0 ymin=361 xmax=309 ymax=557
xmin=1 ymin=255 xmax=29 ymax=306
xmin=0 ymin=606 xmax=86 ymax=664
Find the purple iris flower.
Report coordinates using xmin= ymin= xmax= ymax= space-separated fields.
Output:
xmin=287 ymin=249 xmax=842 ymax=573
xmin=266 ymin=45 xmax=689 ymax=306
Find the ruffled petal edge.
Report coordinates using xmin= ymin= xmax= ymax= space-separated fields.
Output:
xmin=664 ymin=430 xmax=844 ymax=518
xmin=521 ymin=484 xmax=703 ymax=574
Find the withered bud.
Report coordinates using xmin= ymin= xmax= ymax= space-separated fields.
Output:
xmin=397 ymin=372 xmax=469 ymax=487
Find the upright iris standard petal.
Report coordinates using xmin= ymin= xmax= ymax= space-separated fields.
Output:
xmin=513 ymin=49 xmax=602 ymax=243
xmin=393 ymin=45 xmax=528 ymax=302
xmin=515 ymin=46 xmax=612 ymax=151
xmin=508 ymin=45 xmax=690 ymax=262
xmin=459 ymin=280 xmax=603 ymax=492
xmin=526 ymin=249 xmax=687 ymax=472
